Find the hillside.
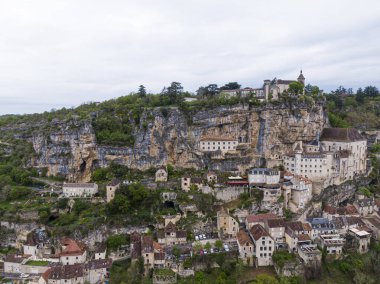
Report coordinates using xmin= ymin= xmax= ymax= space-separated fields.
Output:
xmin=0 ymin=93 xmax=327 ymax=182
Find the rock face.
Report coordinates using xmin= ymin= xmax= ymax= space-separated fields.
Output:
xmin=9 ymin=103 xmax=327 ymax=182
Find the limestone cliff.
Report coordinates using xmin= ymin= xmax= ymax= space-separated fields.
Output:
xmin=4 ymin=103 xmax=328 ymax=182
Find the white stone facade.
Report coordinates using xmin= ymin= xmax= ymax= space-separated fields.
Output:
xmin=62 ymin=183 xmax=98 ymax=198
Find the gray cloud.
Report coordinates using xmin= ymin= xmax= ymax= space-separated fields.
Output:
xmin=1 ymin=0 xmax=380 ymax=114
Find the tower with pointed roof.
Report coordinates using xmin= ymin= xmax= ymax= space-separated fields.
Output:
xmin=297 ymin=70 xmax=305 ymax=85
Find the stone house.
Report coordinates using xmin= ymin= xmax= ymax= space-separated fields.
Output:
xmin=4 ymin=254 xmax=28 ymax=273
xmin=155 ymin=167 xmax=168 ymax=183
xmin=142 ymin=236 xmax=154 ymax=271
xmin=307 ymin=218 xmax=336 ymax=240
xmin=264 ymin=218 xmax=286 ymax=249
xmin=245 ymin=213 xmax=277 ymax=230
xmin=284 ymin=222 xmax=312 ymax=253
xmin=323 ymin=204 xmax=359 ymax=220
xmin=330 ymin=216 xmax=364 ymax=235
xmin=106 ymin=178 xmax=120 ymax=203
xmin=157 ymin=222 xmax=187 ymax=246
xmin=206 ymin=171 xmax=218 ymax=184
xmin=297 ymin=244 xmax=322 ymax=265
xmin=39 ymin=264 xmax=84 ymax=284
xmin=180 ymin=176 xmax=203 ymax=192
xmin=94 ymin=243 xmax=107 ymax=260
xmin=62 ymin=183 xmax=98 ymax=198
xmin=288 ymin=175 xmax=312 ymax=212
xmin=59 ymin=238 xmax=87 ymax=265
xmin=249 ymin=224 xmax=275 ymax=267
xmin=362 ymin=217 xmax=380 ymax=240
xmin=39 ymin=259 xmax=112 ymax=284
xmin=346 ymin=228 xmax=371 ymax=254
xmin=320 ymin=234 xmax=344 ymax=256
xmin=236 ymin=229 xmax=253 ymax=266
xmin=217 ymin=209 xmax=239 ymax=238
xmin=353 ymin=198 xmax=375 ymax=217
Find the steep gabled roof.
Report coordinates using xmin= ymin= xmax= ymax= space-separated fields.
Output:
xmin=266 ymin=218 xmax=285 ymax=228
xmin=60 ymin=238 xmax=86 ymax=256
xmin=246 ymin=213 xmax=277 ymax=224
xmin=320 ymin=128 xmax=365 ymax=142
xmin=250 ymin=224 xmax=270 ymax=241
xmin=237 ymin=229 xmax=253 ymax=246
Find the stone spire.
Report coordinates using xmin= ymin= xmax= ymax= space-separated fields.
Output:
xmin=297 ymin=70 xmax=305 ymax=85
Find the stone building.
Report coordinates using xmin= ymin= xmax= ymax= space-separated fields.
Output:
xmin=236 ymin=229 xmax=254 ymax=266
xmin=220 ymin=71 xmax=305 ymax=101
xmin=59 ymin=238 xmax=87 ymax=265
xmin=62 ymin=183 xmax=98 ymax=198
xmin=217 ymin=209 xmax=239 ymax=238
xmin=199 ymin=136 xmax=238 ymax=153
xmin=155 ymin=166 xmax=168 ymax=182
xmin=106 ymin=178 xmax=120 ymax=203
xmin=248 ymin=168 xmax=281 ymax=210
xmin=286 ymin=175 xmax=313 ymax=212
xmin=249 ymin=224 xmax=275 ymax=267
xmin=283 ymin=128 xmax=367 ymax=189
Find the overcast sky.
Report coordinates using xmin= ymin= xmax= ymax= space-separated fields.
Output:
xmin=1 ymin=0 xmax=380 ymax=115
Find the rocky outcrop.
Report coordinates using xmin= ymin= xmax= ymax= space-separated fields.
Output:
xmin=4 ymin=103 xmax=327 ymax=182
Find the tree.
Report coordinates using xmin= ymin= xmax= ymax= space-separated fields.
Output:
xmin=196 ymin=84 xmax=219 ymax=99
xmin=363 ymin=85 xmax=379 ymax=97
xmin=195 ymin=271 xmax=206 ymax=283
xmin=163 ymin=82 xmax=184 ymax=104
xmin=356 ymin=87 xmax=365 ymax=104
xmin=287 ymin=82 xmax=304 ymax=96
xmin=253 ymin=274 xmax=279 ymax=284
xmin=204 ymin=242 xmax=211 ymax=251
xmin=137 ymin=85 xmax=147 ymax=97
xmin=172 ymin=246 xmax=181 ymax=260
xmin=215 ymin=240 xmax=223 ymax=250
xmin=220 ymin=82 xmax=241 ymax=90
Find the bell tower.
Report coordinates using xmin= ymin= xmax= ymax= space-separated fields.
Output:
xmin=297 ymin=70 xmax=305 ymax=85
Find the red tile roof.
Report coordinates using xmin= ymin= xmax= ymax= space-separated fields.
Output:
xmin=250 ymin=224 xmax=270 ymax=241
xmin=246 ymin=213 xmax=277 ymax=224
xmin=59 ymin=238 xmax=86 ymax=257
xmin=237 ymin=229 xmax=253 ymax=246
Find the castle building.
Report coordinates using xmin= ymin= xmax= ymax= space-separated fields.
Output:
xmin=199 ymin=136 xmax=238 ymax=153
xmin=283 ymin=128 xmax=367 ymax=189
xmin=220 ymin=70 xmax=305 ymax=101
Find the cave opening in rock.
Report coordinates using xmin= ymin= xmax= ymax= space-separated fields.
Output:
xmin=80 ymin=160 xmax=86 ymax=172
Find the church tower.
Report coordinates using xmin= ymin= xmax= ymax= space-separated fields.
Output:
xmin=297 ymin=70 xmax=305 ymax=85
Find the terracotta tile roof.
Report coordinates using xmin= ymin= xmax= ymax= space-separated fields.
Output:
xmin=250 ymin=224 xmax=270 ymax=241
xmin=141 ymin=236 xmax=153 ymax=253
xmin=85 ymin=258 xmax=112 ymax=270
xmin=60 ymin=238 xmax=86 ymax=256
xmin=320 ymin=128 xmax=365 ymax=142
xmin=200 ymin=136 xmax=236 ymax=142
xmin=237 ymin=229 xmax=253 ymax=246
xmin=108 ymin=178 xmax=120 ymax=186
xmin=45 ymin=264 xmax=84 ymax=280
xmin=63 ymin=183 xmax=97 ymax=188
xmin=165 ymin=222 xmax=177 ymax=233
xmin=4 ymin=254 xmax=28 ymax=263
xmin=157 ymin=230 xmax=165 ymax=239
xmin=153 ymin=241 xmax=162 ymax=252
xmin=130 ymin=232 xmax=141 ymax=243
xmin=154 ymin=252 xmax=165 ymax=261
xmin=246 ymin=213 xmax=277 ymax=224
xmin=94 ymin=242 xmax=107 ymax=253
xmin=298 ymin=234 xmax=311 ymax=242
xmin=266 ymin=218 xmax=285 ymax=228
xmin=176 ymin=230 xmax=187 ymax=238
xmin=302 ymin=223 xmax=312 ymax=231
